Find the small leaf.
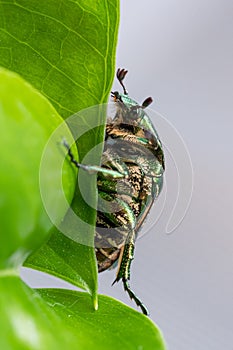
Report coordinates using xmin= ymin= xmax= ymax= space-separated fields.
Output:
xmin=38 ymin=288 xmax=167 ymax=350
xmin=0 ymin=0 xmax=120 ymax=118
xmin=0 ymin=275 xmax=77 ymax=350
xmin=0 ymin=67 xmax=76 ymax=268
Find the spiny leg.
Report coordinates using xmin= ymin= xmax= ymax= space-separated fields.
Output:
xmin=62 ymin=139 xmax=124 ymax=179
xmin=123 ymin=278 xmax=149 ymax=316
xmin=112 ymin=229 xmax=149 ymax=315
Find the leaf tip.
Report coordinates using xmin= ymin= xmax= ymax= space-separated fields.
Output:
xmin=93 ymin=294 xmax=98 ymax=311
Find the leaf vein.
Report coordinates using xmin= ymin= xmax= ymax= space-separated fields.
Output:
xmin=0 ymin=28 xmax=99 ymax=102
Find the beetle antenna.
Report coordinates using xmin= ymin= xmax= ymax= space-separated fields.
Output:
xmin=142 ymin=97 xmax=153 ymax=109
xmin=117 ymin=68 xmax=128 ymax=95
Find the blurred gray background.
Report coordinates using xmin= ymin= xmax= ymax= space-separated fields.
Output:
xmin=21 ymin=1 xmax=233 ymax=349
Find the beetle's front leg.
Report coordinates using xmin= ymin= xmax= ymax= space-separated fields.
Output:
xmin=63 ymin=139 xmax=125 ymax=179
xmin=113 ymin=229 xmax=149 ymax=315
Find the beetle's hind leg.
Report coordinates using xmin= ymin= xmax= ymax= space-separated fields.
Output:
xmin=112 ymin=229 xmax=149 ymax=315
xmin=122 ymin=277 xmax=149 ymax=316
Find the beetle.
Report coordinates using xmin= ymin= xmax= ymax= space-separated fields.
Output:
xmin=64 ymin=68 xmax=165 ymax=315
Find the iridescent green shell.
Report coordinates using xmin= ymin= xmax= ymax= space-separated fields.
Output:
xmin=95 ymin=92 xmax=165 ymax=272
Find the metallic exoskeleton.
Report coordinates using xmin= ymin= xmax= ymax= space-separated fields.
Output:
xmin=95 ymin=69 xmax=165 ymax=315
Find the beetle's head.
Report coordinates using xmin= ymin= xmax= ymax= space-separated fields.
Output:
xmin=111 ymin=90 xmax=138 ymax=108
xmin=111 ymin=91 xmax=122 ymax=102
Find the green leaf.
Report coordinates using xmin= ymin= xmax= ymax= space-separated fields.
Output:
xmin=38 ymin=288 xmax=167 ymax=350
xmin=0 ymin=67 xmax=77 ymax=269
xmin=0 ymin=0 xmax=121 ymax=302
xmin=25 ymin=229 xmax=98 ymax=306
xmin=0 ymin=0 xmax=120 ymax=118
xmin=0 ymin=276 xmax=166 ymax=350
xmin=0 ymin=275 xmax=77 ymax=350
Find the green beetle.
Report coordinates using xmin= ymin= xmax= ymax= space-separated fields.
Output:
xmin=65 ymin=69 xmax=165 ymax=315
